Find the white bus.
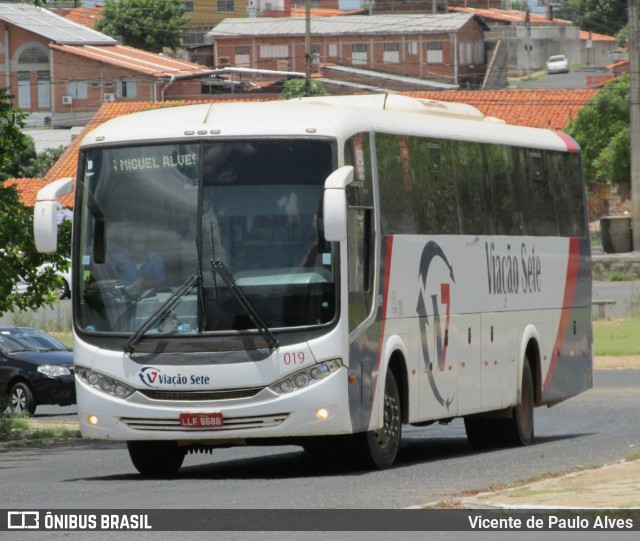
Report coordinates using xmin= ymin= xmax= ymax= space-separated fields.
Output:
xmin=35 ymin=94 xmax=592 ymax=475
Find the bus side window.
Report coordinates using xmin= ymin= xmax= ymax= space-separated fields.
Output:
xmin=455 ymin=141 xmax=490 ymax=235
xmin=345 ymin=134 xmax=375 ymax=332
xmin=525 ymin=150 xmax=559 ymax=236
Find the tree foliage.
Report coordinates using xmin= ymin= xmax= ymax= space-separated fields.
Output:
xmin=0 ymin=88 xmax=29 ymax=182
xmin=2 ymin=137 xmax=67 ymax=181
xmin=95 ymin=0 xmax=187 ymax=54
xmin=0 ymin=87 xmax=70 ymax=314
xmin=281 ymin=79 xmax=328 ymax=99
xmin=565 ymin=75 xmax=630 ymax=187
xmin=557 ymin=0 xmax=628 ymax=36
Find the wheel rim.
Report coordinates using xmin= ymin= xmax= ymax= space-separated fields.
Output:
xmin=11 ymin=387 xmax=26 ymax=413
xmin=373 ymin=390 xmax=400 ymax=448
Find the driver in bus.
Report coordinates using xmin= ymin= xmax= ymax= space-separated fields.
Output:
xmin=110 ymin=230 xmax=166 ymax=297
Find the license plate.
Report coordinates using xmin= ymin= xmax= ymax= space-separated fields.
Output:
xmin=179 ymin=412 xmax=224 ymax=428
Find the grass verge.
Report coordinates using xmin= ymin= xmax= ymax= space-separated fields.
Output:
xmin=0 ymin=414 xmax=80 ymax=443
xmin=593 ymin=317 xmax=640 ymax=356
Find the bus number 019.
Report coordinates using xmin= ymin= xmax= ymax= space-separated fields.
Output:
xmin=283 ymin=352 xmax=305 ymax=366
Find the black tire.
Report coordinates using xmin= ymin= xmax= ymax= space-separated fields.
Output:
xmin=504 ymin=360 xmax=535 ymax=446
xmin=356 ymin=370 xmax=402 ymax=469
xmin=127 ymin=441 xmax=186 ymax=476
xmin=9 ymin=382 xmax=37 ymax=416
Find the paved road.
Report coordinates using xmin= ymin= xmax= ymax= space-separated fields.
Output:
xmin=3 ymin=370 xmax=639 ymax=512
xmin=511 ymin=68 xmax=609 ymax=90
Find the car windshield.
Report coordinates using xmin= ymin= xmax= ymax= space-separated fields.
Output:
xmin=76 ymin=140 xmax=337 ymax=340
xmin=0 ymin=329 xmax=69 ymax=353
xmin=548 ymin=56 xmax=565 ymax=62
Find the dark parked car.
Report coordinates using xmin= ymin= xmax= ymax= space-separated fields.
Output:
xmin=0 ymin=327 xmax=75 ymax=415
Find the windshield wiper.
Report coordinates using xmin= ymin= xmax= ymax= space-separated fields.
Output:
xmin=123 ymin=274 xmax=199 ymax=355
xmin=210 ymin=259 xmax=279 ymax=351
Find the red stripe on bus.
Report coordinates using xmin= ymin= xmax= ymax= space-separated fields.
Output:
xmin=375 ymin=235 xmax=395 ymax=377
xmin=555 ymin=131 xmax=580 ymax=153
xmin=543 ymin=237 xmax=581 ymax=391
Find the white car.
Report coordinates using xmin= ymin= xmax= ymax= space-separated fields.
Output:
xmin=14 ymin=260 xmax=71 ymax=300
xmin=546 ymin=55 xmax=569 ymax=74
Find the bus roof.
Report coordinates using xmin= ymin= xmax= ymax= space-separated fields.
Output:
xmin=81 ymin=95 xmax=576 ymax=153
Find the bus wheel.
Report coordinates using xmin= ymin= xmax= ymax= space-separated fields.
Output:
xmin=358 ymin=370 xmax=402 ymax=469
xmin=504 ymin=360 xmax=534 ymax=446
xmin=127 ymin=441 xmax=185 ymax=476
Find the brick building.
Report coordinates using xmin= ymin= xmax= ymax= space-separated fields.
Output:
xmin=207 ymin=13 xmax=488 ymax=87
xmin=0 ymin=1 xmax=213 ymax=127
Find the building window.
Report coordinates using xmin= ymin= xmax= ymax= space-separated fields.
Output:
xmin=116 ymin=80 xmax=138 ymax=98
xmin=383 ymin=42 xmax=399 ymax=64
xmin=18 ymin=46 xmax=48 ymax=64
xmin=474 ymin=40 xmax=485 ymax=65
xmin=427 ymin=41 xmax=443 ymax=64
xmin=37 ymin=71 xmax=51 ymax=109
xmin=235 ymin=45 xmax=250 ymax=66
xmin=352 ymin=43 xmax=367 ymax=65
xmin=67 ymin=80 xmax=88 ymax=100
xmin=183 ymin=1 xmax=194 ymax=11
xmin=217 ymin=0 xmax=234 ymax=12
xmin=259 ymin=44 xmax=288 ymax=58
xmin=406 ymin=41 xmax=418 ymax=56
xmin=328 ymin=43 xmax=338 ymax=58
xmin=18 ymin=71 xmax=31 ymax=109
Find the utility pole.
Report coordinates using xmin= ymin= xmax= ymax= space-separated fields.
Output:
xmin=630 ymin=0 xmax=640 ymax=250
xmin=304 ymin=0 xmax=312 ymax=96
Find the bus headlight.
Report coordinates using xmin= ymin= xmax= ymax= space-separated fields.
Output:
xmin=269 ymin=359 xmax=342 ymax=395
xmin=76 ymin=367 xmax=135 ymax=400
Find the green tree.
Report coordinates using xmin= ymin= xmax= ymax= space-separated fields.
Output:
xmin=0 ymin=88 xmax=29 ymax=182
xmin=95 ymin=0 xmax=187 ymax=54
xmin=2 ymin=137 xmax=67 ymax=180
xmin=2 ymin=136 xmax=38 ymax=181
xmin=281 ymin=79 xmax=328 ymax=99
xmin=35 ymin=145 xmax=68 ymax=178
xmin=0 ymin=87 xmax=70 ymax=313
xmin=557 ymin=0 xmax=628 ymax=36
xmin=565 ymin=75 xmax=630 ymax=187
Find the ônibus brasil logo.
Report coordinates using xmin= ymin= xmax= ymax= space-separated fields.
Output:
xmin=416 ymin=241 xmax=455 ymax=411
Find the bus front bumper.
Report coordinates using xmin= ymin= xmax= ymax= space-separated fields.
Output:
xmin=76 ymin=368 xmax=354 ymax=441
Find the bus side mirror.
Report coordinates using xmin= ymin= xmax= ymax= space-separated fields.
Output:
xmin=34 ymin=177 xmax=73 ymax=253
xmin=323 ymin=166 xmax=354 ymax=242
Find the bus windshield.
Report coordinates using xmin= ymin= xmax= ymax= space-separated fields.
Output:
xmin=77 ymin=140 xmax=337 ymax=339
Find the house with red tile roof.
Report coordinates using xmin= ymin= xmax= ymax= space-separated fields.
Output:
xmin=5 ymin=88 xmax=597 ymax=210
xmin=401 ymin=89 xmax=598 ymax=130
xmin=50 ymin=4 xmax=104 ymax=29
xmin=3 ymin=178 xmax=47 ymax=207
xmin=0 ymin=1 xmax=214 ymax=128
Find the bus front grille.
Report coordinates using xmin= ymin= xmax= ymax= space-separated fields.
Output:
xmin=120 ymin=413 xmax=289 ymax=431
xmin=138 ymin=387 xmax=262 ymax=401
